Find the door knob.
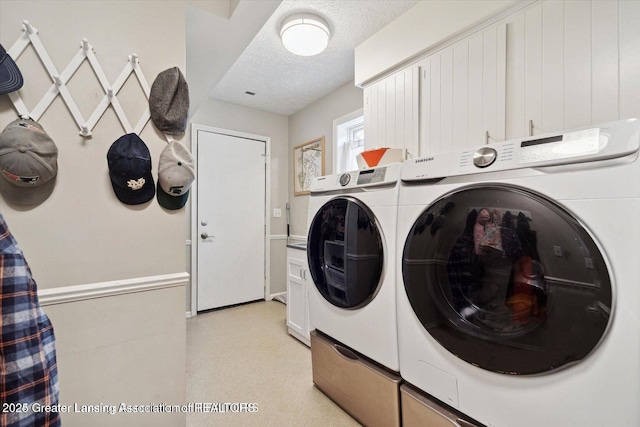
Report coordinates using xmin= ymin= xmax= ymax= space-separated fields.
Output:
xmin=201 ymin=232 xmax=211 ymax=239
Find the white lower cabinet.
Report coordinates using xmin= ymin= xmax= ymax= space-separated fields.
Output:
xmin=286 ymin=245 xmax=311 ymax=346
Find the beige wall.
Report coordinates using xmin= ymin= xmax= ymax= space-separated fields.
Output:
xmin=288 ymin=81 xmax=363 ymax=239
xmin=43 ymin=284 xmax=186 ymax=427
xmin=0 ymin=2 xmax=189 ymax=426
xmin=0 ymin=0 xmax=188 ymax=288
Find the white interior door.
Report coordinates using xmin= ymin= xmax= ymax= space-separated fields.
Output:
xmin=196 ymin=130 xmax=266 ymax=311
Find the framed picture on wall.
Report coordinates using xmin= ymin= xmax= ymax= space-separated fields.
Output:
xmin=293 ymin=136 xmax=325 ymax=196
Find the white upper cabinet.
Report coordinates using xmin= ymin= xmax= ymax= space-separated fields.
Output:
xmin=363 ymin=66 xmax=419 ymax=158
xmin=361 ymin=0 xmax=640 ymax=158
xmin=419 ymin=23 xmax=507 ymax=156
xmin=620 ymin=0 xmax=640 ymax=121
xmin=505 ymin=0 xmax=640 ymax=139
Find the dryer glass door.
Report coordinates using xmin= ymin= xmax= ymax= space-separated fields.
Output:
xmin=308 ymin=197 xmax=384 ymax=309
xmin=402 ymin=185 xmax=612 ymax=375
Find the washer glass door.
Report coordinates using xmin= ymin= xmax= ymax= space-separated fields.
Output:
xmin=308 ymin=197 xmax=384 ymax=309
xmin=402 ymin=185 xmax=612 ymax=375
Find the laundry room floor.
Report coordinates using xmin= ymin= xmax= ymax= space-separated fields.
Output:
xmin=186 ymin=300 xmax=361 ymax=427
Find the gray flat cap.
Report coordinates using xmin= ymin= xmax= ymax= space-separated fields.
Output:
xmin=149 ymin=67 xmax=189 ymax=135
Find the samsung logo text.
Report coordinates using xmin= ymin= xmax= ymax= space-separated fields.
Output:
xmin=415 ymin=157 xmax=434 ymax=163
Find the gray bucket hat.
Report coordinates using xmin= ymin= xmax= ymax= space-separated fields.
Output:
xmin=149 ymin=67 xmax=189 ymax=135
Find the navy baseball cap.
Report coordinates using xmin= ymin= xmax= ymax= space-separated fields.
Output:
xmin=0 ymin=43 xmax=23 ymax=95
xmin=107 ymin=133 xmax=155 ymax=205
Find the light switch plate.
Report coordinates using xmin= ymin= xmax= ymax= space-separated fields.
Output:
xmin=273 ymin=208 xmax=282 ymax=218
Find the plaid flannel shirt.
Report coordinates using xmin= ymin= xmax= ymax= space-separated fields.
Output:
xmin=0 ymin=214 xmax=60 ymax=427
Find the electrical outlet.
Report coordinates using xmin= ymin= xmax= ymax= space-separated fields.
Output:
xmin=273 ymin=208 xmax=282 ymax=218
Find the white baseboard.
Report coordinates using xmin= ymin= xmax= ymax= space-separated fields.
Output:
xmin=270 ymin=291 xmax=286 ymax=300
xmin=38 ymin=272 xmax=190 ymax=306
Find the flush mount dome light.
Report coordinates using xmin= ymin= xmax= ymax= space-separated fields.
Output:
xmin=280 ymin=13 xmax=330 ymax=56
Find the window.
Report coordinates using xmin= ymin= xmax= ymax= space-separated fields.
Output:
xmin=333 ymin=109 xmax=364 ymax=174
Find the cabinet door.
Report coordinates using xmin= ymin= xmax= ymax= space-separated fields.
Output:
xmin=419 ymin=23 xmax=506 ymax=156
xmin=363 ymin=66 xmax=419 ymax=157
xmin=286 ymin=255 xmax=307 ymax=338
xmin=506 ymin=0 xmax=629 ymax=139
xmin=364 ymin=79 xmax=384 ymax=151
xmin=401 ymin=66 xmax=420 ymax=159
xmin=620 ymin=0 xmax=640 ymax=121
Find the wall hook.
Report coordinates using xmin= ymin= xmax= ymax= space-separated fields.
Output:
xmin=81 ymin=38 xmax=90 ymax=51
xmin=80 ymin=125 xmax=91 ymax=137
xmin=53 ymin=75 xmax=62 ymax=86
xmin=22 ymin=20 xmax=35 ymax=35
xmin=107 ymin=87 xmax=114 ymax=98
xmin=130 ymin=54 xmax=139 ymax=67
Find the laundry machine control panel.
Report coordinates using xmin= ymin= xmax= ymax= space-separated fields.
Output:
xmin=310 ymin=162 xmax=402 ymax=192
xmin=402 ymin=118 xmax=640 ymax=182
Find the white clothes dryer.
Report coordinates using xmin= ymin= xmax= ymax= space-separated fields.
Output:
xmin=307 ymin=163 xmax=400 ymax=371
xmin=396 ymin=119 xmax=640 ymax=427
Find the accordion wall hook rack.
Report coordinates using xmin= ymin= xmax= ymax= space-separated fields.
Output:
xmin=5 ymin=20 xmax=167 ymax=141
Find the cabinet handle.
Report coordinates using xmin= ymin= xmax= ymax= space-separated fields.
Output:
xmin=485 ymin=130 xmax=490 ymax=145
xmin=333 ymin=344 xmax=359 ymax=361
xmin=528 ymin=119 xmax=534 ymax=137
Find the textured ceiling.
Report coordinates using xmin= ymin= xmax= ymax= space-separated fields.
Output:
xmin=210 ymin=0 xmax=419 ymax=116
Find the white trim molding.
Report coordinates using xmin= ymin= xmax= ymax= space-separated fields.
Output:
xmin=38 ymin=272 xmax=190 ymax=306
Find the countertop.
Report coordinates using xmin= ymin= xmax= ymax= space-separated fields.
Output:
xmin=286 ymin=241 xmax=307 ymax=251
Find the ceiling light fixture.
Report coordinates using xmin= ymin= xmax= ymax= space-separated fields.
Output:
xmin=280 ymin=13 xmax=330 ymax=57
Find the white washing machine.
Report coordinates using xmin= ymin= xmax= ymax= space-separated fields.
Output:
xmin=307 ymin=162 xmax=400 ymax=372
xmin=396 ymin=119 xmax=640 ymax=427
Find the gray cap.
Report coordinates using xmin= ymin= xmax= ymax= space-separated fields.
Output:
xmin=157 ymin=141 xmax=195 ymax=210
xmin=149 ymin=67 xmax=189 ymax=135
xmin=0 ymin=118 xmax=58 ymax=206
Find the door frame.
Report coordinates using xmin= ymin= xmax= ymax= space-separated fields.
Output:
xmin=189 ymin=123 xmax=271 ymax=316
